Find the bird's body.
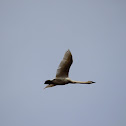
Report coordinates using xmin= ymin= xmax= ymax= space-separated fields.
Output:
xmin=53 ymin=78 xmax=72 ymax=85
xmin=44 ymin=50 xmax=95 ymax=89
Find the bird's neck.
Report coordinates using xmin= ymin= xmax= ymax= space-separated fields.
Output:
xmin=71 ymin=80 xmax=91 ymax=84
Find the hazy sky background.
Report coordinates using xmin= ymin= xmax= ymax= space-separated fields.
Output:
xmin=1 ymin=0 xmax=126 ymax=126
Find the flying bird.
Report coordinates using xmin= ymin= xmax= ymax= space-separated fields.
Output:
xmin=44 ymin=50 xmax=95 ymax=89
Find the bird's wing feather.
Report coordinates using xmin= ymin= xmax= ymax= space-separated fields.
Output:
xmin=56 ymin=50 xmax=73 ymax=78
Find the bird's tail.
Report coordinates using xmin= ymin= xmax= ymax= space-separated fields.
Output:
xmin=44 ymin=84 xmax=56 ymax=89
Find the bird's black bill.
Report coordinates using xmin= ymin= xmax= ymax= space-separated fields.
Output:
xmin=92 ymin=81 xmax=95 ymax=83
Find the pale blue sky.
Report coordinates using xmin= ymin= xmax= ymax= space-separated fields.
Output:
xmin=0 ymin=0 xmax=126 ymax=126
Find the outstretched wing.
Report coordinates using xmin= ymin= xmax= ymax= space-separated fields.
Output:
xmin=56 ymin=49 xmax=73 ymax=78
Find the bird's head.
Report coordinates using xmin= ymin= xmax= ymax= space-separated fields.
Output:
xmin=87 ymin=81 xmax=96 ymax=84
xmin=44 ymin=80 xmax=53 ymax=84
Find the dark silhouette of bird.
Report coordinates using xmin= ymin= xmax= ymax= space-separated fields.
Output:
xmin=44 ymin=49 xmax=95 ymax=89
